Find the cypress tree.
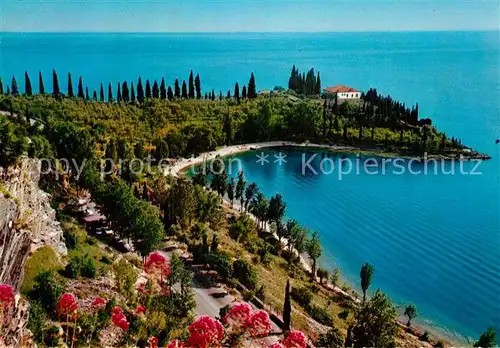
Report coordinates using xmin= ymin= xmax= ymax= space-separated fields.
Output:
xmin=137 ymin=77 xmax=144 ymax=103
xmin=219 ymin=91 xmax=223 ymax=100
xmin=160 ymin=78 xmax=166 ymax=100
xmin=174 ymin=79 xmax=180 ymax=98
xmin=6 ymin=86 xmax=10 ymax=95
xmin=195 ymin=74 xmax=201 ymax=99
xmin=248 ymin=72 xmax=256 ymax=98
xmin=77 ymin=76 xmax=84 ymax=98
xmin=122 ymin=81 xmax=129 ymax=102
xmin=39 ymin=71 xmax=45 ymax=94
xmin=315 ymin=71 xmax=321 ymax=94
xmin=188 ymin=70 xmax=195 ymax=98
xmin=167 ymin=86 xmax=173 ymax=100
xmin=25 ymin=71 xmax=32 ymax=96
xmin=11 ymin=76 xmax=19 ymax=96
xmin=130 ymin=82 xmax=136 ymax=103
xmin=152 ymin=80 xmax=159 ymax=98
xmin=0 ymin=77 xmax=3 ymax=94
xmin=227 ymin=90 xmax=231 ymax=98
xmin=93 ymin=90 xmax=97 ymax=101
xmin=145 ymin=80 xmax=152 ymax=99
xmin=108 ymin=83 xmax=113 ymax=103
xmin=117 ymin=82 xmax=122 ymax=102
xmin=52 ymin=69 xmax=60 ymax=96
xmin=234 ymin=82 xmax=240 ymax=102
xmin=181 ymin=81 xmax=188 ymax=99
xmin=211 ymin=89 xmax=215 ymax=101
xmin=67 ymin=73 xmax=74 ymax=97
xmin=100 ymin=83 xmax=105 ymax=101
xmin=85 ymin=87 xmax=89 ymax=100
xmin=242 ymin=85 xmax=247 ymax=99
xmin=283 ymin=279 xmax=291 ymax=331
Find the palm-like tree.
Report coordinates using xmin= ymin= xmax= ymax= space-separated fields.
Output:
xmin=360 ymin=263 xmax=375 ymax=304
xmin=404 ymin=304 xmax=417 ymax=327
xmin=251 ymin=192 xmax=269 ymax=230
xmin=244 ymin=183 xmax=258 ymax=212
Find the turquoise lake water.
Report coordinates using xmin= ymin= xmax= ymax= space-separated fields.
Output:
xmin=1 ymin=31 xmax=499 ymax=341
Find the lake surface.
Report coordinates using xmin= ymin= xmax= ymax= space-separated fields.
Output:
xmin=1 ymin=31 xmax=499 ymax=341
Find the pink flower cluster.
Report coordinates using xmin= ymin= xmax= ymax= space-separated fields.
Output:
xmin=282 ymin=330 xmax=307 ymax=348
xmin=57 ymin=293 xmax=78 ymax=318
xmin=0 ymin=284 xmax=14 ymax=307
xmin=144 ymin=252 xmax=171 ymax=278
xmin=223 ymin=302 xmax=272 ymax=338
xmin=185 ymin=315 xmax=225 ymax=347
xmin=111 ymin=307 xmax=130 ymax=331
xmin=148 ymin=336 xmax=159 ymax=348
xmin=91 ymin=297 xmax=107 ymax=310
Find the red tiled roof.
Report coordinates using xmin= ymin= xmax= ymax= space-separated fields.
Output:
xmin=323 ymin=85 xmax=360 ymax=93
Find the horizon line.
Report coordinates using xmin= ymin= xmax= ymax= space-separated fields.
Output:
xmin=1 ymin=29 xmax=498 ymax=34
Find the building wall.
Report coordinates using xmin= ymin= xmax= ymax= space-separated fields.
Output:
xmin=337 ymin=92 xmax=360 ymax=99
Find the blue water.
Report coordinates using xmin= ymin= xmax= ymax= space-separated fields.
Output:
xmin=1 ymin=31 xmax=499 ymax=341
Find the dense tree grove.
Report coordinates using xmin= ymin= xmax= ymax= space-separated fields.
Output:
xmin=288 ymin=65 xmax=321 ymax=96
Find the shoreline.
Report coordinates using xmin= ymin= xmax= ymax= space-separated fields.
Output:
xmin=167 ymin=141 xmax=468 ymax=346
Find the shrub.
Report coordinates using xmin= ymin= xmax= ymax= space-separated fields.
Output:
xmin=65 ymin=256 xmax=82 ymax=278
xmin=44 ymin=325 xmax=61 ymax=346
xmin=309 ymin=304 xmax=333 ymax=326
xmin=256 ymin=285 xmax=266 ymax=301
xmin=291 ymin=286 xmax=313 ymax=308
xmin=112 ymin=259 xmax=138 ymax=302
xmin=209 ymin=251 xmax=233 ymax=280
xmin=338 ymin=309 xmax=350 ymax=320
xmin=28 ymin=301 xmax=46 ymax=343
xmin=242 ymin=290 xmax=255 ymax=302
xmin=420 ymin=330 xmax=430 ymax=342
xmin=64 ymin=231 xmax=78 ymax=250
xmin=232 ymin=259 xmax=258 ymax=290
xmin=81 ymin=256 xmax=97 ymax=278
xmin=317 ymin=327 xmax=345 ymax=348
xmin=435 ymin=339 xmax=445 ymax=347
xmin=65 ymin=254 xmax=96 ymax=278
xmin=29 ymin=270 xmax=65 ymax=313
xmin=21 ymin=246 xmax=62 ymax=294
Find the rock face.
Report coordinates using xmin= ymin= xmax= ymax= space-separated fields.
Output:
xmin=0 ymin=157 xmax=67 ymax=291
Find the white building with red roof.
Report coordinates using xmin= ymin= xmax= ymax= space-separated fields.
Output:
xmin=323 ymin=85 xmax=361 ymax=100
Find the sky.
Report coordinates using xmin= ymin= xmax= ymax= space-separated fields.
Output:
xmin=1 ymin=0 xmax=499 ymax=32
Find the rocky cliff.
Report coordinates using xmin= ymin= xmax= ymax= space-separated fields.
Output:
xmin=0 ymin=157 xmax=67 ymax=292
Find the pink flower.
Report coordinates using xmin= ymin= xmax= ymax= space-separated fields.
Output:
xmin=245 ymin=310 xmax=272 ymax=338
xmin=144 ymin=252 xmax=171 ymax=278
xmin=282 ymin=330 xmax=306 ymax=348
xmin=269 ymin=343 xmax=284 ymax=348
xmin=167 ymin=339 xmax=185 ymax=348
xmin=0 ymin=284 xmax=14 ymax=307
xmin=111 ymin=309 xmax=129 ymax=331
xmin=186 ymin=315 xmax=224 ymax=347
xmin=57 ymin=293 xmax=78 ymax=318
xmin=223 ymin=302 xmax=253 ymax=328
xmin=91 ymin=297 xmax=106 ymax=309
xmin=136 ymin=304 xmax=146 ymax=315
xmin=148 ymin=336 xmax=159 ymax=348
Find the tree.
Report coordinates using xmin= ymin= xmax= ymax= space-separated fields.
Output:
xmin=160 ymin=78 xmax=166 ymax=100
xmin=283 ymin=279 xmax=291 ymax=331
xmin=92 ymin=90 xmax=97 ymax=100
xmin=315 ymin=71 xmax=321 ymax=94
xmin=174 ymin=79 xmax=181 ymax=98
xmin=227 ymin=90 xmax=231 ymax=98
xmin=108 ymin=83 xmax=113 ymax=103
xmin=25 ymin=71 xmax=33 ymax=96
xmin=248 ymin=72 xmax=257 ymax=98
xmin=52 ymin=69 xmax=60 ymax=96
xmin=236 ymin=171 xmax=246 ymax=211
xmin=268 ymin=193 xmax=286 ymax=224
xmin=234 ymin=82 xmax=240 ymax=103
xmin=100 ymin=83 xmax=105 ymax=101
xmin=307 ymin=232 xmax=322 ymax=278
xmin=130 ymin=82 xmax=136 ymax=102
xmin=404 ymin=304 xmax=417 ymax=327
xmin=330 ymin=268 xmax=340 ymax=288
xmin=360 ymin=262 xmax=374 ymax=304
xmin=242 ymin=85 xmax=247 ymax=99
xmin=317 ymin=268 xmax=328 ymax=284
xmin=116 ymin=82 xmax=122 ymax=102
xmin=122 ymin=81 xmax=130 ymax=102
xmin=182 ymin=81 xmax=188 ymax=99
xmin=188 ymin=70 xmax=195 ymax=98
xmin=152 ymin=80 xmax=159 ymax=98
xmin=137 ymin=77 xmax=144 ymax=103
xmin=195 ymin=73 xmax=201 ymax=98
xmin=11 ymin=76 xmax=19 ymax=96
xmin=85 ymin=86 xmax=89 ymax=100
xmin=317 ymin=327 xmax=344 ymax=348
xmin=0 ymin=77 xmax=3 ymax=94
xmin=227 ymin=178 xmax=235 ymax=207
xmin=474 ymin=327 xmax=497 ymax=348
xmin=244 ymin=183 xmax=258 ymax=212
xmin=223 ymin=111 xmax=233 ymax=144
xmin=251 ymin=192 xmax=269 ymax=230
xmin=350 ymin=290 xmax=398 ymax=348
xmin=145 ymin=80 xmax=152 ymax=99
xmin=39 ymin=71 xmax=45 ymax=94
xmin=167 ymin=86 xmax=174 ymax=100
